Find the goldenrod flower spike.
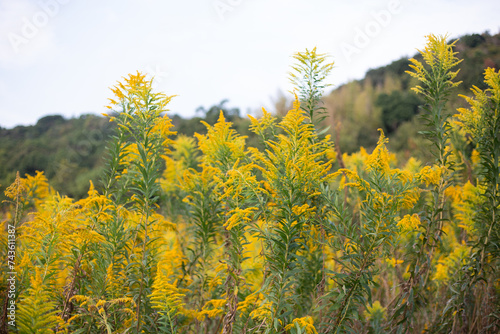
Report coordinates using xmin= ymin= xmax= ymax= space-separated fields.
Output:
xmin=284 ymin=316 xmax=318 ymax=334
xmin=456 ymin=67 xmax=500 ymax=141
xmin=407 ymin=34 xmax=462 ymax=99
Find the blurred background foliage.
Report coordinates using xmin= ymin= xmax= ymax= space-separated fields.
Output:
xmin=1 ymin=32 xmax=499 ymax=200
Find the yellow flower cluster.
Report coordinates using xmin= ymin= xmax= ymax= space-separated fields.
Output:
xmin=149 ymin=278 xmax=185 ymax=316
xmin=248 ymin=107 xmax=276 ymax=137
xmin=68 ymin=295 xmax=135 ymax=327
xmin=162 ymin=135 xmax=199 ymax=192
xmin=106 ymin=71 xmax=175 ymax=118
xmin=407 ymin=34 xmax=462 ymax=98
xmin=152 ymin=114 xmax=176 ymax=148
xmin=250 ymin=97 xmax=335 ymax=201
xmin=197 ymin=299 xmax=226 ymax=320
xmin=397 ymin=214 xmax=421 ymax=231
xmin=195 ymin=111 xmax=246 ymax=169
xmin=400 ymin=187 xmax=421 ymax=210
xmin=416 ymin=165 xmax=442 ymax=187
xmin=386 ymin=257 xmax=404 ymax=267
xmin=363 ymin=300 xmax=387 ymax=321
xmin=237 ymin=292 xmax=263 ymax=313
xmin=4 ymin=170 xmax=50 ymax=207
xmin=16 ymin=269 xmax=66 ymax=332
xmin=364 ymin=129 xmax=393 ymax=174
xmin=225 ymin=206 xmax=258 ymax=230
xmin=249 ymin=301 xmax=273 ymax=323
xmin=432 ymin=241 xmax=469 ymax=284
xmin=445 ymin=182 xmax=481 ymax=233
xmin=284 ymin=316 xmax=318 ymax=334
xmin=291 ymin=203 xmax=315 ymax=217
xmin=335 ymin=133 xmax=420 ymax=212
xmin=456 ymin=67 xmax=500 ymax=140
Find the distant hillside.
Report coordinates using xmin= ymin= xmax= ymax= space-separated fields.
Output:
xmin=1 ymin=32 xmax=499 ymax=199
xmin=0 ymin=114 xmax=114 ymax=199
xmin=324 ymin=32 xmax=500 ymax=160
xmin=0 ymin=102 xmax=254 ymax=200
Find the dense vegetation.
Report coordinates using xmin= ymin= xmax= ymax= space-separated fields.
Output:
xmin=1 ymin=32 xmax=499 ymax=200
xmin=0 ymin=102 xmax=255 ymax=200
xmin=324 ymin=32 xmax=500 ymax=158
xmin=1 ymin=33 xmax=500 ymax=333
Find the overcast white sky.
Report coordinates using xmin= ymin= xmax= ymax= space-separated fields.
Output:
xmin=0 ymin=0 xmax=499 ymax=128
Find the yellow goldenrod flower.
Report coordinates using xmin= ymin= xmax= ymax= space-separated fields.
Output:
xmin=365 ymin=129 xmax=392 ymax=174
xmin=197 ymin=299 xmax=226 ymax=320
xmin=416 ymin=165 xmax=442 ymax=187
xmin=237 ymin=292 xmax=263 ymax=313
xmin=284 ymin=316 xmax=318 ymax=334
xmin=397 ymin=214 xmax=421 ymax=231
xmin=249 ymin=302 xmax=273 ymax=323
xmin=407 ymin=34 xmax=462 ymax=98
xmin=445 ymin=181 xmax=481 ymax=233
xmin=432 ymin=241 xmax=470 ymax=284
xmin=456 ymin=68 xmax=500 ymax=142
xmin=386 ymin=258 xmax=404 ymax=267
xmin=364 ymin=300 xmax=387 ymax=321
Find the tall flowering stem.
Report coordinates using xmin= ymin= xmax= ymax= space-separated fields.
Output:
xmin=248 ymin=99 xmax=336 ymax=332
xmin=105 ymin=72 xmax=176 ymax=332
xmin=391 ymin=34 xmax=462 ymax=332
xmin=444 ymin=68 xmax=500 ymax=332
xmin=195 ymin=112 xmax=259 ymax=334
xmin=289 ymin=47 xmax=334 ymax=134
xmin=323 ymin=131 xmax=419 ymax=333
